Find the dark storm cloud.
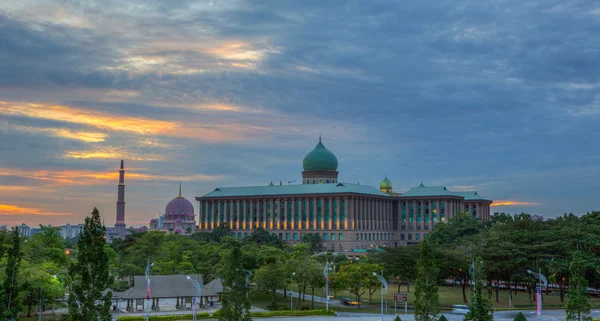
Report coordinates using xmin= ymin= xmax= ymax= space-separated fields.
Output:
xmin=0 ymin=15 xmax=126 ymax=89
xmin=2 ymin=0 xmax=600 ymax=222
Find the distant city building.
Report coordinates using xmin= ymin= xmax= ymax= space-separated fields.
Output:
xmin=196 ymin=137 xmax=493 ymax=251
xmin=106 ymin=160 xmax=128 ymax=242
xmin=59 ymin=223 xmax=84 ymax=239
xmin=0 ymin=225 xmax=6 ymax=231
xmin=18 ymin=223 xmax=31 ymax=237
xmin=531 ymin=214 xmax=545 ymax=221
xmin=149 ymin=183 xmax=196 ymax=235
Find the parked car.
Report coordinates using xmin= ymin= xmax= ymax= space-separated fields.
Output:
xmin=342 ymin=298 xmax=359 ymax=305
xmin=452 ymin=304 xmax=469 ymax=315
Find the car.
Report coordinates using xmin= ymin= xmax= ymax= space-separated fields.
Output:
xmin=452 ymin=304 xmax=469 ymax=315
xmin=342 ymin=298 xmax=359 ymax=305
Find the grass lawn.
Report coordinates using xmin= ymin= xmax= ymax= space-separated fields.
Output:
xmin=282 ymin=285 xmax=600 ymax=310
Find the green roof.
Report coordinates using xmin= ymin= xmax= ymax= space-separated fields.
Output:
xmin=380 ymin=176 xmax=392 ymax=189
xmin=302 ymin=139 xmax=338 ymax=172
xmin=454 ymin=191 xmax=492 ymax=202
xmin=398 ymin=184 xmax=461 ymax=198
xmin=200 ymin=182 xmax=388 ymax=198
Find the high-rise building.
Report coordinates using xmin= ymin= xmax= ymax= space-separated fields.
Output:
xmin=196 ymin=137 xmax=492 ymax=252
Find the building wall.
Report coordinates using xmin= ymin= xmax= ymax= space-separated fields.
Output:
xmin=197 ymin=193 xmax=491 ymax=249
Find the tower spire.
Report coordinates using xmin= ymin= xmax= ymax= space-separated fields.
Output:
xmin=120 ymin=159 xmax=124 ymax=170
xmin=319 ymin=133 xmax=322 ymax=142
xmin=178 ymin=181 xmax=182 ymax=197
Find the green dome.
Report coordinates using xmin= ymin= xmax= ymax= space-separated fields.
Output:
xmin=302 ymin=138 xmax=338 ymax=172
xmin=380 ymin=176 xmax=393 ymax=189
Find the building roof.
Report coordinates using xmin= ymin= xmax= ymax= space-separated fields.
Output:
xmin=120 ymin=275 xmax=217 ymax=299
xmin=204 ymin=278 xmax=224 ymax=294
xmin=398 ymin=184 xmax=462 ymax=198
xmin=302 ymin=138 xmax=338 ymax=172
xmin=380 ymin=176 xmax=392 ymax=189
xmin=200 ymin=182 xmax=388 ymax=198
xmin=454 ymin=191 xmax=492 ymax=202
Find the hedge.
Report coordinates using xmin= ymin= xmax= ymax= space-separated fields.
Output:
xmin=117 ymin=309 xmax=334 ymax=321
xmin=117 ymin=313 xmax=210 ymax=321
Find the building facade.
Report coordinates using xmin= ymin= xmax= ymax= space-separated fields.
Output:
xmin=196 ymin=138 xmax=492 ymax=250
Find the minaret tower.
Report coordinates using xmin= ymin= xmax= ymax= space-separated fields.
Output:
xmin=115 ymin=159 xmax=126 ymax=239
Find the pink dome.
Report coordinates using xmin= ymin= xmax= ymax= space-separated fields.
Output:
xmin=174 ymin=228 xmax=182 ymax=234
xmin=165 ymin=195 xmax=194 ymax=218
xmin=150 ymin=219 xmax=156 ymax=223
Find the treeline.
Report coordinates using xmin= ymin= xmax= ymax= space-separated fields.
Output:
xmin=373 ymin=212 xmax=600 ymax=305
xmin=0 ymin=209 xmax=598 ymax=318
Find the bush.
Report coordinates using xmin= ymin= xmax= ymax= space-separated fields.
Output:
xmin=395 ymin=315 xmax=402 ymax=321
xmin=249 ymin=309 xmax=335 ymax=317
xmin=514 ymin=312 xmax=527 ymax=321
xmin=297 ymin=304 xmax=311 ymax=310
xmin=117 ymin=310 xmax=333 ymax=321
xmin=439 ymin=315 xmax=448 ymax=321
xmin=212 ymin=309 xmax=222 ymax=317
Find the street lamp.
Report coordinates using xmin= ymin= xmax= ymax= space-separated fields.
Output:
xmin=241 ymin=269 xmax=253 ymax=299
xmin=373 ymin=271 xmax=389 ymax=321
xmin=527 ymin=269 xmax=548 ymax=321
xmin=186 ymin=276 xmax=203 ymax=321
xmin=290 ymin=272 xmax=296 ymax=310
xmin=144 ymin=260 xmax=154 ymax=321
xmin=323 ymin=263 xmax=330 ymax=311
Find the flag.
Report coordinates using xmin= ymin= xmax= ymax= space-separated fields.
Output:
xmin=147 ymin=278 xmax=151 ymax=300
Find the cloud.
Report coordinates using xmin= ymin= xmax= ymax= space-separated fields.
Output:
xmin=491 ymin=201 xmax=541 ymax=207
xmin=0 ymin=167 xmax=223 ymax=186
xmin=0 ymin=203 xmax=71 ymax=216
xmin=12 ymin=125 xmax=108 ymax=143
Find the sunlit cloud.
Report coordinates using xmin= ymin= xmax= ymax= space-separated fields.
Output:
xmin=0 ymin=168 xmax=224 ymax=186
xmin=0 ymin=185 xmax=34 ymax=193
xmin=1 ymin=102 xmax=175 ymax=135
xmin=13 ymin=125 xmax=109 ymax=143
xmin=0 ymin=203 xmax=71 ymax=216
xmin=491 ymin=200 xmax=541 ymax=207
xmin=1 ymin=101 xmax=276 ymax=142
xmin=205 ymin=42 xmax=280 ymax=61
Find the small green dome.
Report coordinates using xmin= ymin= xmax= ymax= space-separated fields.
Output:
xmin=302 ymin=138 xmax=338 ymax=172
xmin=380 ymin=176 xmax=393 ymax=189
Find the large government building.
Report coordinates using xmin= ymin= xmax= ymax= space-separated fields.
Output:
xmin=196 ymin=138 xmax=492 ymax=251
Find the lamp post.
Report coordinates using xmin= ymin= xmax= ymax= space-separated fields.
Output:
xmin=373 ymin=271 xmax=389 ymax=321
xmin=290 ymin=272 xmax=296 ymax=310
xmin=323 ymin=263 xmax=330 ymax=311
xmin=186 ymin=276 xmax=203 ymax=321
xmin=527 ymin=268 xmax=547 ymax=321
xmin=241 ymin=269 xmax=253 ymax=299
xmin=145 ymin=260 xmax=154 ymax=321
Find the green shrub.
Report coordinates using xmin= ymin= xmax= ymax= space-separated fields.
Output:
xmin=212 ymin=309 xmax=222 ymax=317
xmin=395 ymin=315 xmax=402 ymax=321
xmin=117 ymin=309 xmax=332 ymax=321
xmin=514 ymin=312 xmax=527 ymax=321
xmin=249 ymin=309 xmax=335 ymax=317
xmin=439 ymin=315 xmax=448 ymax=321
xmin=117 ymin=313 xmax=211 ymax=321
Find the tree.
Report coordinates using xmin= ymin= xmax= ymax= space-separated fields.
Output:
xmin=414 ymin=239 xmax=439 ymax=321
xmin=305 ymin=261 xmax=326 ymax=309
xmin=566 ymin=251 xmax=592 ymax=321
xmin=218 ymin=240 xmax=252 ymax=321
xmin=333 ymin=262 xmax=371 ymax=308
xmin=67 ymin=208 xmax=113 ymax=321
xmin=245 ymin=228 xmax=283 ymax=248
xmin=254 ymin=256 xmax=286 ymax=307
xmin=301 ymin=233 xmax=322 ymax=253
xmin=0 ymin=227 xmax=23 ymax=320
xmin=465 ymin=257 xmax=493 ymax=321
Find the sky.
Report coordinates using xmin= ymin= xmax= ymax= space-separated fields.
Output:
xmin=1 ymin=0 xmax=599 ymax=227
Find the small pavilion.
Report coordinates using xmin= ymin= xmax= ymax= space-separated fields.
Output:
xmin=119 ymin=275 xmax=220 ymax=312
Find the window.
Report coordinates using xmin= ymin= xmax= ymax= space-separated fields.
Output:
xmin=278 ymin=232 xmax=283 ymax=239
xmin=323 ymin=233 xmax=328 ymax=241
xmin=244 ymin=232 xmax=248 ymax=237
xmin=238 ymin=233 xmax=242 ymax=240
xmin=339 ymin=233 xmax=344 ymax=240
xmin=408 ymin=233 xmax=412 ymax=241
xmin=312 ymin=180 xmax=316 ymax=184
xmin=293 ymin=233 xmax=297 ymax=240
xmin=400 ymin=233 xmax=405 ymax=240
xmin=286 ymin=233 xmax=290 ymax=240
xmin=331 ymin=233 xmax=336 ymax=241
xmin=416 ymin=233 xmax=421 ymax=241
xmin=326 ymin=179 xmax=330 ymax=183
